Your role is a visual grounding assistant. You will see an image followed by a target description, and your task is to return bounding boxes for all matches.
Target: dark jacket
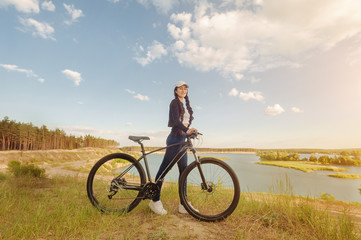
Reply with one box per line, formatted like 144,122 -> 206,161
168,99 -> 189,135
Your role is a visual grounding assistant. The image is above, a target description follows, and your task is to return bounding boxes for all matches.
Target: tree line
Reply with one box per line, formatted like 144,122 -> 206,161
0,116 -> 119,151
257,151 -> 361,166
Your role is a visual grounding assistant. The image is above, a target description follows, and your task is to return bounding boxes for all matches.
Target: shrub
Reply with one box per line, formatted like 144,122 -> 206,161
7,161 -> 46,178
319,193 -> 335,201
257,151 -> 300,161
309,155 -> 317,162
0,172 -> 6,181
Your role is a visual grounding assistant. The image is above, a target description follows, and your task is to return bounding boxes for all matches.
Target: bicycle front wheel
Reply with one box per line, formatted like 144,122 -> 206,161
87,153 -> 146,214
179,157 -> 240,222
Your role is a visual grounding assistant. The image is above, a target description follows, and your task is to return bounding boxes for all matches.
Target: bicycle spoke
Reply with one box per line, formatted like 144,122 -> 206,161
179,158 -> 240,221
87,153 -> 146,214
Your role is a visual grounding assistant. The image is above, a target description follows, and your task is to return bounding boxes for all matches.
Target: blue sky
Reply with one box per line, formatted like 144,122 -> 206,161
1,0 -> 361,148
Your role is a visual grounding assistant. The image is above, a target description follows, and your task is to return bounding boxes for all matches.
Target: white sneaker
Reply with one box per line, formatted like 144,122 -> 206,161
179,202 -> 199,214
178,203 -> 187,214
149,200 -> 167,215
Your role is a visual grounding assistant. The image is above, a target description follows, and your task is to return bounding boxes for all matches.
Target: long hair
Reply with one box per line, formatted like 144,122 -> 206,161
174,87 -> 194,127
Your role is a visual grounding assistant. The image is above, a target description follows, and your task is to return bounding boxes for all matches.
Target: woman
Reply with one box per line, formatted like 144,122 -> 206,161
149,81 -> 197,215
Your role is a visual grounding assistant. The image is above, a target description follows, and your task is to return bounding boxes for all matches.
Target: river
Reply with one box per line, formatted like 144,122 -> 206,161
138,153 -> 361,203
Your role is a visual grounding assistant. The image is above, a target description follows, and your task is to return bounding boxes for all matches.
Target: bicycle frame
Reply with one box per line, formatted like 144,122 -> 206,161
117,136 -> 203,186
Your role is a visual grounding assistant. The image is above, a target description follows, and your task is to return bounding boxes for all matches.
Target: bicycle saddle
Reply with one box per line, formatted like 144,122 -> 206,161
128,136 -> 150,142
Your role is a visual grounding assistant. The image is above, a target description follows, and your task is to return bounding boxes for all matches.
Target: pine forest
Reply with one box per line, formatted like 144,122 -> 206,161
0,116 -> 119,151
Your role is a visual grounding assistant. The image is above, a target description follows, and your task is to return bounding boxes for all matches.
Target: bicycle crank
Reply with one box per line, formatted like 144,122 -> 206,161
141,182 -> 159,199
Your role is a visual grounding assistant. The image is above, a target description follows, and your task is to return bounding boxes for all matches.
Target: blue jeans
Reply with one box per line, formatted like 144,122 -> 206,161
152,132 -> 187,202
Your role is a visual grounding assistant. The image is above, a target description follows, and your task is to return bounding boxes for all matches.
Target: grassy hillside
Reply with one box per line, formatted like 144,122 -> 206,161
0,149 -> 360,239
0,147 -> 120,165
0,173 -> 360,240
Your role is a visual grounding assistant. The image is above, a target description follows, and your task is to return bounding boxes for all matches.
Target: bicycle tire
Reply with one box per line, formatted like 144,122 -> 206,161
87,153 -> 146,214
179,157 -> 240,222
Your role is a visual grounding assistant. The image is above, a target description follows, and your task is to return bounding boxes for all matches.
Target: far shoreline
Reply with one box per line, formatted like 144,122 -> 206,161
136,151 -> 257,155
197,151 -> 256,155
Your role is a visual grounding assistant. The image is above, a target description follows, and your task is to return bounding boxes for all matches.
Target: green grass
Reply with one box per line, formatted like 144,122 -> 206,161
0,172 -> 6,181
328,173 -> 361,179
256,161 -> 349,173
0,173 -> 360,239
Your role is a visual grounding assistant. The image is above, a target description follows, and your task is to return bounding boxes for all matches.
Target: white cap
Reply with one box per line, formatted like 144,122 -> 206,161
175,81 -> 189,88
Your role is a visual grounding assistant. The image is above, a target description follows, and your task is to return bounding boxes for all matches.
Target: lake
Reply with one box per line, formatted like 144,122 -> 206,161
138,153 -> 361,203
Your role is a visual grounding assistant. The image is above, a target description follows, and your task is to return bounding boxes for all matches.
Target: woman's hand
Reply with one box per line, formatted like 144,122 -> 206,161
186,128 -> 197,135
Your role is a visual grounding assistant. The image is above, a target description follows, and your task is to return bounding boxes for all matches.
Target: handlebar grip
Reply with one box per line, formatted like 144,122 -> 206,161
187,131 -> 202,137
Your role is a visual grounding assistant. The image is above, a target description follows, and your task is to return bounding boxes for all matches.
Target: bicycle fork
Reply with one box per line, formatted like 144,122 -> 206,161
191,149 -> 213,192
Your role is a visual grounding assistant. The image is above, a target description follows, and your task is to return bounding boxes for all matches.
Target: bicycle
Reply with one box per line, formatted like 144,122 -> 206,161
86,132 -> 240,222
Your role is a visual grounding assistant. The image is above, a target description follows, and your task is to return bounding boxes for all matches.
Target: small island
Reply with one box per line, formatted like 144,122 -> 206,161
255,151 -> 361,176
328,173 -> 361,179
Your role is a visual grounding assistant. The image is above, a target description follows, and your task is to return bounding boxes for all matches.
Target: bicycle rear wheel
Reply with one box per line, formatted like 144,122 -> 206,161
179,157 -> 240,222
87,153 -> 146,214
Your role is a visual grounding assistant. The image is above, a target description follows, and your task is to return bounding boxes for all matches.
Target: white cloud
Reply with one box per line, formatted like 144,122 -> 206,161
248,76 -> 260,83
239,91 -> 264,102
108,0 -> 119,3
228,88 -> 239,96
229,88 -> 264,102
0,63 -> 44,82
167,8 -> 254,78
63,3 -> 84,25
141,0 -> 361,79
173,40 -> 185,51
125,122 -> 133,126
137,0 -> 179,15
265,104 -> 285,116
19,17 -> 55,40
234,73 -> 244,80
41,1 -> 55,11
62,69 -> 82,86
125,89 -> 136,94
135,41 -> 167,66
291,107 -> 304,113
0,0 -> 39,13
134,93 -> 150,101
126,89 -> 150,101
196,105 -> 202,110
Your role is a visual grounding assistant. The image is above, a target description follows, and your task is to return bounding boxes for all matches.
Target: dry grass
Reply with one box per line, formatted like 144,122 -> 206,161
328,173 -> 361,179
256,161 -> 349,173
0,147 -> 119,165
0,173 -> 360,240
1,149 -> 360,239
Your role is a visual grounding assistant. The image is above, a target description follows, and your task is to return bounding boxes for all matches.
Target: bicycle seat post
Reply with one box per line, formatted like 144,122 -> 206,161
139,141 -> 146,156
138,140 -> 152,182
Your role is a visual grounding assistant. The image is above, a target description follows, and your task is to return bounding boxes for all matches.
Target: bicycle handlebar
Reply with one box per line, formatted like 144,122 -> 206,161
187,131 -> 202,139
